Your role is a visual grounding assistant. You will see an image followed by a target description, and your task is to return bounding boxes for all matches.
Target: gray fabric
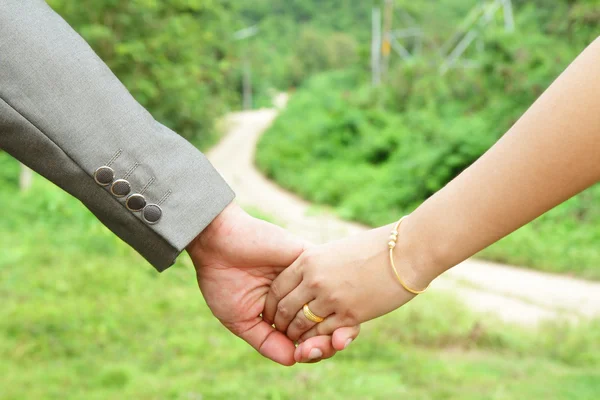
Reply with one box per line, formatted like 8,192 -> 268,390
0,0 -> 235,271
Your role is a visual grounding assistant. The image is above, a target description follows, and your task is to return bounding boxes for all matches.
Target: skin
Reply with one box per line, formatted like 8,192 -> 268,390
264,37 -> 600,345
186,202 -> 360,365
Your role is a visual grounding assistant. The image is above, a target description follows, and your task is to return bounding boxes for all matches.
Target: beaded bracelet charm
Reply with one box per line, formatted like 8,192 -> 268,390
388,216 -> 429,295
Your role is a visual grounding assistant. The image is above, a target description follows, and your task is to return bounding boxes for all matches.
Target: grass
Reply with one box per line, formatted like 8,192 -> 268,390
1,153 -> 600,399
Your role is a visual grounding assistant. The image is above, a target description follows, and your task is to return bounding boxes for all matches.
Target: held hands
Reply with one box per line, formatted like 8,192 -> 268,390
263,223 -> 433,345
187,202 -> 360,365
187,203 -> 427,364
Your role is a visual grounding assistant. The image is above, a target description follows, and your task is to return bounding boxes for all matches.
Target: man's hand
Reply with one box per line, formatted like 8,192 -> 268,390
187,202 -> 359,365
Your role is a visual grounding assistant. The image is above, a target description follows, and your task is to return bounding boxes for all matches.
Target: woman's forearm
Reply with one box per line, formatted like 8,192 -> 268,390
399,37 -> 600,286
265,37 -> 600,344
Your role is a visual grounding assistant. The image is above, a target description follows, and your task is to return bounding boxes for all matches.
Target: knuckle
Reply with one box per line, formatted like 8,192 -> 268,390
342,309 -> 358,324
307,275 -> 324,290
270,283 -> 282,301
300,249 -> 320,267
327,292 -> 340,305
276,302 -> 290,318
300,249 -> 314,263
295,316 -> 311,331
316,323 -> 329,336
287,264 -> 300,281
307,280 -> 319,290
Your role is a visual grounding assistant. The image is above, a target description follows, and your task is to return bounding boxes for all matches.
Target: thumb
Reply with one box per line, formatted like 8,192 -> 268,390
248,217 -> 312,267
332,325 -> 361,351
235,317 -> 297,366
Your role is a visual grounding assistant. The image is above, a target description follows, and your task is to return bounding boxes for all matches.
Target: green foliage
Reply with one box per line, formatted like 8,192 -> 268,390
44,0 -> 377,141
233,0 -> 374,91
286,28 -> 360,87
47,0 -> 243,148
258,70 -> 501,220
42,0 -> 600,149
257,2 -> 600,278
2,153 -> 600,399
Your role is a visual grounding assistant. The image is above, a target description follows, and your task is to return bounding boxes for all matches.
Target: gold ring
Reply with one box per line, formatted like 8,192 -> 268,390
303,304 -> 325,323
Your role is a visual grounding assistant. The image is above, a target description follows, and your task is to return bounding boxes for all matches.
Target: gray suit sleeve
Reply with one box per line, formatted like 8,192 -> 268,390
0,0 -> 235,271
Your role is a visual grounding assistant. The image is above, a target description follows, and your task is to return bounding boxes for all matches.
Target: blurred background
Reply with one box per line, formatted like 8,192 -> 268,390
1,0 -> 600,399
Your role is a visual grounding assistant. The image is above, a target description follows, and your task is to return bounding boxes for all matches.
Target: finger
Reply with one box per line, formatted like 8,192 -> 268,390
286,308 -> 318,341
298,314 -> 348,342
263,257 -> 304,324
332,325 -> 361,351
236,317 -> 296,366
297,325 -> 360,349
295,326 -> 361,363
292,335 -> 338,363
286,299 -> 333,341
273,283 -> 314,333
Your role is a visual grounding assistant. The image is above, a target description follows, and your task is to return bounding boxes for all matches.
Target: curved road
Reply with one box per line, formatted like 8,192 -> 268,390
208,94 -> 600,326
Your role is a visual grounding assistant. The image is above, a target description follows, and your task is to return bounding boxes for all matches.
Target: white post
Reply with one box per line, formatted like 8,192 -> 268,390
371,7 -> 382,87
242,54 -> 252,110
233,26 -> 258,110
19,163 -> 33,191
381,0 -> 394,79
503,0 -> 515,32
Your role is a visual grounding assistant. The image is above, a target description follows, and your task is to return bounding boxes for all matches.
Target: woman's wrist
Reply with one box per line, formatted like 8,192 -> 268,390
393,214 -> 447,290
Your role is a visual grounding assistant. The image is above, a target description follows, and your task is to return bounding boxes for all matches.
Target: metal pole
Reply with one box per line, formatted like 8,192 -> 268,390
390,36 -> 412,60
371,7 -> 382,87
438,2 -> 485,57
392,27 -> 422,39
440,29 -> 479,75
440,0 -> 503,75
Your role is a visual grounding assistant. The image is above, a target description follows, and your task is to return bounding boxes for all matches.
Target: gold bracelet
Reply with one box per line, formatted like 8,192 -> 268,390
388,216 -> 428,295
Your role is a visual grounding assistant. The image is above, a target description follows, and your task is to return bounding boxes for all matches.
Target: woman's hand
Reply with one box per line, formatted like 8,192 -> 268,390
189,202 -> 361,364
262,223 -> 434,342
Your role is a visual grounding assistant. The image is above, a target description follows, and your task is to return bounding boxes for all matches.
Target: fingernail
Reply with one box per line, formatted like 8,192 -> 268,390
307,348 -> 323,360
344,339 -> 353,349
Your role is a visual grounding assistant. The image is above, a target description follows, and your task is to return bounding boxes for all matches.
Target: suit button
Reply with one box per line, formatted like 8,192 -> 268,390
111,179 -> 131,197
126,194 -> 146,212
94,166 -> 114,186
143,204 -> 162,224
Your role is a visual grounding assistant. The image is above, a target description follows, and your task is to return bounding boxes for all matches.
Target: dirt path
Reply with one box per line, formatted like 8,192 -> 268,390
209,94 -> 600,326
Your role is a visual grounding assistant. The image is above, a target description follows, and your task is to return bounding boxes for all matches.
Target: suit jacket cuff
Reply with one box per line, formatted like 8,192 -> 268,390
0,0 -> 235,272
